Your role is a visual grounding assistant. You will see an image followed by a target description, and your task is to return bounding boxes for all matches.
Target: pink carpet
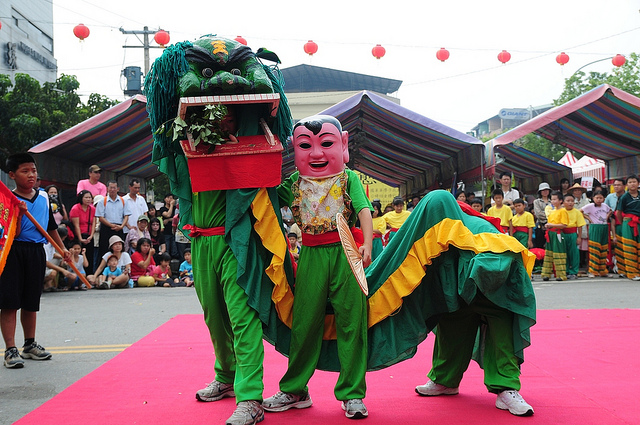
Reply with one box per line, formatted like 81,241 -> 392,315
17,309 -> 640,425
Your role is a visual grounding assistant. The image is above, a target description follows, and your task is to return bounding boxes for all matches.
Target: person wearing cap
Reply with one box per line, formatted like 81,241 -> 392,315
76,165 -> 107,198
124,215 -> 151,254
383,196 -> 411,243
87,235 -> 132,288
123,178 -> 148,235
533,183 -> 552,248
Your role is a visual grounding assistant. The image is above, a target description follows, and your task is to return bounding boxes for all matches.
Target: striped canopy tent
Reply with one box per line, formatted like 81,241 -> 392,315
29,95 -> 158,185
573,155 -> 606,181
558,151 -> 578,167
492,85 -> 640,181
282,91 -> 485,197
485,139 -> 572,193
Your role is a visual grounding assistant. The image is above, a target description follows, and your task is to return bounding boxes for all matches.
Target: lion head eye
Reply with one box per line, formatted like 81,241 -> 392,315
202,68 -> 214,78
230,68 -> 241,76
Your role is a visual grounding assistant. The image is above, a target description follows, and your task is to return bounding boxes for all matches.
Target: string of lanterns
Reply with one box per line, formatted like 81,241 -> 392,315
69,25 -> 628,68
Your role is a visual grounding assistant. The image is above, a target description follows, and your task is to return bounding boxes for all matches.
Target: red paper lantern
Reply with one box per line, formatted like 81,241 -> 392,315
372,44 -> 386,59
154,30 -> 170,47
234,36 -> 247,45
304,40 -> 318,56
436,47 -> 450,62
556,52 -> 570,66
73,23 -> 90,41
612,54 -> 626,67
497,50 -> 511,64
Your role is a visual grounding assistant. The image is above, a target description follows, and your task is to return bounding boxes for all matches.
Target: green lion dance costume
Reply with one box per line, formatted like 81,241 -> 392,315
146,35 -> 537,424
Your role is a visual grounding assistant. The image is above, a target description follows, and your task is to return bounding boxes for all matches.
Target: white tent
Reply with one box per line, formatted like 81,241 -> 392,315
573,155 -> 606,181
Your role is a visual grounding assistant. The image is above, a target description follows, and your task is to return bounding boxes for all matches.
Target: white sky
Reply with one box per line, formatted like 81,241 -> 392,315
51,0 -> 640,134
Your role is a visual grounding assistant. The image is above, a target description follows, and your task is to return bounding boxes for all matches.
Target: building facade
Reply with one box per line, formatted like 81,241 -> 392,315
0,1 -> 57,84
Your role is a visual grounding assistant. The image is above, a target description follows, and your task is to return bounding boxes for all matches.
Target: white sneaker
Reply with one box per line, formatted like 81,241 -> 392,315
632,276 -> 640,281
196,380 -> 235,402
342,399 -> 368,419
262,391 -> 312,412
226,401 -> 264,425
495,390 -> 534,416
415,379 -> 459,396
587,273 -> 595,278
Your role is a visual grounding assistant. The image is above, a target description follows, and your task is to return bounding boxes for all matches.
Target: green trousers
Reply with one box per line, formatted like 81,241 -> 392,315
427,294 -> 521,394
542,230 -> 567,280
280,243 -> 368,400
193,235 -> 264,402
565,232 -> 580,275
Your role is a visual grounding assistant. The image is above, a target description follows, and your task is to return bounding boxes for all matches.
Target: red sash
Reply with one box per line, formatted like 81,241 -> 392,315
513,226 -> 529,233
182,225 -> 225,237
302,227 -> 364,247
622,213 -> 640,237
563,227 -> 578,234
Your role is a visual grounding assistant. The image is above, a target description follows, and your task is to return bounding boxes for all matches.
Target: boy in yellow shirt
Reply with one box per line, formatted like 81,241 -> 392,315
383,196 -> 411,243
563,193 -> 586,279
487,189 -> 513,234
542,191 -> 569,281
510,198 -> 535,249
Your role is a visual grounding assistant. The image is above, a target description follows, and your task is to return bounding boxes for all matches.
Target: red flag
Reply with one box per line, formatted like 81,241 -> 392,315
0,181 -> 20,274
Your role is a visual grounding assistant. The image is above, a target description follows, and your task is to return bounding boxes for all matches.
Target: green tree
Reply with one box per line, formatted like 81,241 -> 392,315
0,73 -> 119,171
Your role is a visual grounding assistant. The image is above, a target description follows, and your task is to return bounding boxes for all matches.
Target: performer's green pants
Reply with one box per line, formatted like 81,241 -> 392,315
588,223 -> 609,276
427,294 -> 521,394
565,232 -> 580,275
280,243 -> 367,400
542,231 -> 567,280
193,235 -> 264,402
621,218 -> 640,279
513,231 -> 528,248
614,224 -> 626,276
371,237 -> 383,262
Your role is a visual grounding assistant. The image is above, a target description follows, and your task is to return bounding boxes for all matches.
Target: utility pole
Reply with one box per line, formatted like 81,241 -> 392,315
119,26 -> 166,75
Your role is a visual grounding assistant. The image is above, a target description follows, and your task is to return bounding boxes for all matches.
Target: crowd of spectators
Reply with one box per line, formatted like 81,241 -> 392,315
41,164 -> 192,291
41,164 -> 640,289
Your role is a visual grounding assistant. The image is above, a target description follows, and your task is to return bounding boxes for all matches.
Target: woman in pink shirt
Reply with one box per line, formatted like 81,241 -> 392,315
69,190 -> 96,274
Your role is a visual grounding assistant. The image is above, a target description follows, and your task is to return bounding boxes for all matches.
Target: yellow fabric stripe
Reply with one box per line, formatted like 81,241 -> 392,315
367,218 -> 535,327
250,188 -> 295,328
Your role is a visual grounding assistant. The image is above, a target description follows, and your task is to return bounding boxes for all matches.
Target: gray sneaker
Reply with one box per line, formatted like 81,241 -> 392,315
226,400 -> 264,425
21,342 -> 52,360
262,391 -> 312,412
415,379 -> 459,396
196,380 -> 235,402
496,390 -> 534,416
342,399 -> 368,419
4,347 -> 25,368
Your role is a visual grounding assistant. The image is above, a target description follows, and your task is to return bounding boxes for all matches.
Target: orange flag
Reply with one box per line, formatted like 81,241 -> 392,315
0,181 -> 20,274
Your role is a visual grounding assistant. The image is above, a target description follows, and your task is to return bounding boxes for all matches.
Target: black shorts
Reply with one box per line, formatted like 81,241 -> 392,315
0,241 -> 46,311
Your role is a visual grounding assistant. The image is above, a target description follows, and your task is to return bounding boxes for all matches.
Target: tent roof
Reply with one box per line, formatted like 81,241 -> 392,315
558,151 -> 578,166
485,140 -> 572,192
29,95 -> 159,179
492,85 -> 640,175
282,91 -> 485,193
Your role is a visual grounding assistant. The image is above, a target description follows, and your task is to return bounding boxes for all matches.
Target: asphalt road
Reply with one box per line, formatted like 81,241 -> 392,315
1,276 -> 638,424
